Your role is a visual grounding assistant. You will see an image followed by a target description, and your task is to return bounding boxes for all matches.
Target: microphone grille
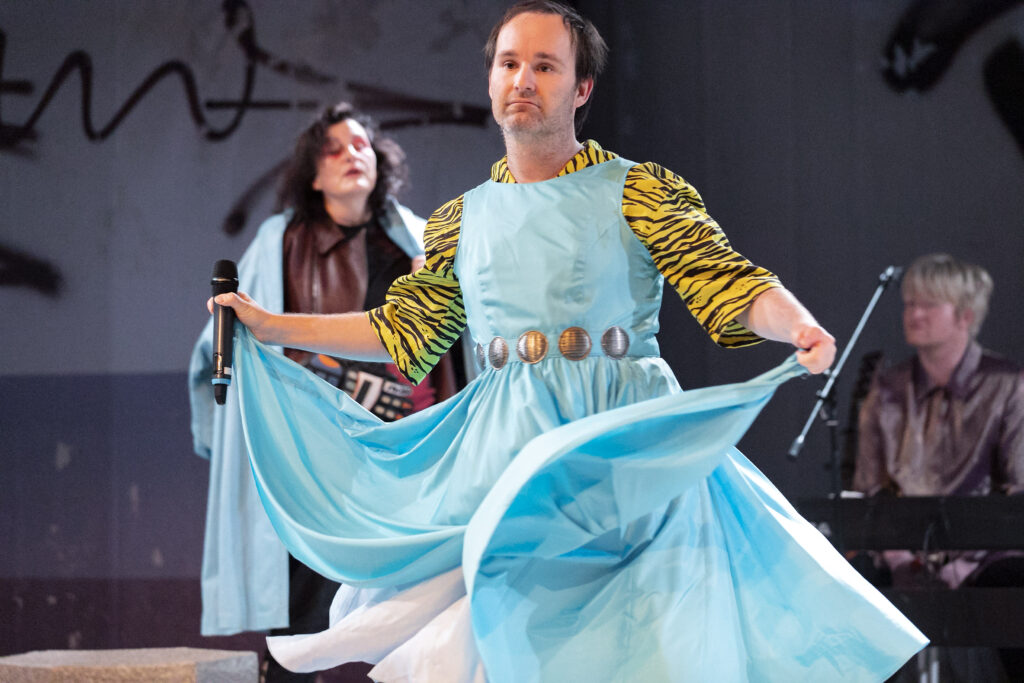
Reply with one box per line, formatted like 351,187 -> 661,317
212,259 -> 238,281
212,259 -> 238,295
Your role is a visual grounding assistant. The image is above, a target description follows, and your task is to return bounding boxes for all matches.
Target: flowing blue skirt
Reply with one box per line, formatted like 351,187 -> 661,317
232,325 -> 926,682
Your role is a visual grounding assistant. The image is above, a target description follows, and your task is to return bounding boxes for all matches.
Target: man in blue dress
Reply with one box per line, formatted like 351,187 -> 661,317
206,3 -> 933,681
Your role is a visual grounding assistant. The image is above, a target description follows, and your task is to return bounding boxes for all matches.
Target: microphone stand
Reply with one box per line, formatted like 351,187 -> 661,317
787,266 -> 902,552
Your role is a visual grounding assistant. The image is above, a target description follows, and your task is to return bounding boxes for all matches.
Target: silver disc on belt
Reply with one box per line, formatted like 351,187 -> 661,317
474,343 -> 486,369
516,330 -> 549,364
600,326 -> 630,359
558,327 -> 592,361
487,337 -> 509,369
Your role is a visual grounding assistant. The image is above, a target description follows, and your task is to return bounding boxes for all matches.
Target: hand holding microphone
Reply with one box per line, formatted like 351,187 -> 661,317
211,260 -> 238,405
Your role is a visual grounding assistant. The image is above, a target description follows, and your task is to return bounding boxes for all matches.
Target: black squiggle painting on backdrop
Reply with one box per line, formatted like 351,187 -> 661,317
883,0 -> 1024,155
0,0 -> 490,294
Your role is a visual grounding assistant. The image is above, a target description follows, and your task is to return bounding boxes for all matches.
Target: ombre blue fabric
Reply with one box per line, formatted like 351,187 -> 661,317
233,158 -> 926,681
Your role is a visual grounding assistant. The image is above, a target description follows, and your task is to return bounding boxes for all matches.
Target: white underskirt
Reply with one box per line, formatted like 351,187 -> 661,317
267,568 -> 486,682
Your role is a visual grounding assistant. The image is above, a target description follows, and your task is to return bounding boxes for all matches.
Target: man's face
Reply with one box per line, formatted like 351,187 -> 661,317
902,291 -> 971,351
312,119 -> 378,208
487,12 -> 592,141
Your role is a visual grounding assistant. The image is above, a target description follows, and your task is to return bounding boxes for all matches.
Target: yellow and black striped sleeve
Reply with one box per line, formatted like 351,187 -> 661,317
623,161 -> 781,347
366,196 -> 467,383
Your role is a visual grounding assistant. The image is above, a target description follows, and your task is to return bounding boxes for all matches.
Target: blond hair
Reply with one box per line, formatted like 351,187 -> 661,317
902,253 -> 993,337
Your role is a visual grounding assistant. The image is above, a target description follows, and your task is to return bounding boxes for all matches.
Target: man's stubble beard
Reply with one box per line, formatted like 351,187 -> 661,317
497,109 -> 572,148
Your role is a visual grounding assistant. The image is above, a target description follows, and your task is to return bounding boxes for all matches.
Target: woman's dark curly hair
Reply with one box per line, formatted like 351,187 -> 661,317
276,102 -> 408,225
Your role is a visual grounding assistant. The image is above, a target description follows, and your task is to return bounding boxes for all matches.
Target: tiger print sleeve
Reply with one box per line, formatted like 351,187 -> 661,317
366,196 -> 467,384
623,162 -> 781,347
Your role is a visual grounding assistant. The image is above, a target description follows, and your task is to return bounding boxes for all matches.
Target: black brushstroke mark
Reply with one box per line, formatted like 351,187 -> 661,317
984,39 -> 1024,157
0,244 -> 63,296
0,33 -> 257,148
0,0 -> 337,150
205,82 -> 492,131
882,0 -> 1022,93
222,0 -> 335,85
882,0 -> 1024,161
222,157 -> 290,235
206,99 -> 321,111
348,82 -> 490,130
0,29 -> 36,156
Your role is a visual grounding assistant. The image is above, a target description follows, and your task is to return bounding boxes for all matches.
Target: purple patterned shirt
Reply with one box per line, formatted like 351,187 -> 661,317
854,341 -> 1024,497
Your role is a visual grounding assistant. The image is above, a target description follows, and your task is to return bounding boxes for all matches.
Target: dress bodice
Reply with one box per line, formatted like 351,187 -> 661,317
454,157 -> 663,360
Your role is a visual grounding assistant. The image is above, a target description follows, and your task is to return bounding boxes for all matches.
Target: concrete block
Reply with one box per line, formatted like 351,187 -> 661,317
0,647 -> 258,682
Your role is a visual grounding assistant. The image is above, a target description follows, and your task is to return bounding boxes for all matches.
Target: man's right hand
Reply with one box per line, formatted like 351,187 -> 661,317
208,291 -> 273,341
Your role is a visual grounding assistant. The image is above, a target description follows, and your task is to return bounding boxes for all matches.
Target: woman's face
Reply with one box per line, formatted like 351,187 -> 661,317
312,118 -> 378,210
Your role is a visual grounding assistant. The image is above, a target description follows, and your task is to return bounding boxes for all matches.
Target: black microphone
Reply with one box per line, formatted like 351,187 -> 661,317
211,259 -> 238,405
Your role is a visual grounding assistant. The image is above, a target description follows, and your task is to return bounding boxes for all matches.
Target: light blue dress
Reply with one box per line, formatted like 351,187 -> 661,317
231,158 -> 927,680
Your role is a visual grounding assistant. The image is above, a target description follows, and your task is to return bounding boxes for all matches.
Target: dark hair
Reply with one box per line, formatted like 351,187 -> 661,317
483,0 -> 608,134
276,102 -> 408,226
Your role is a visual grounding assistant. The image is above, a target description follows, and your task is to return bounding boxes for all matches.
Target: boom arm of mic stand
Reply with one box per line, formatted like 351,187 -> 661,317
787,266 -> 901,460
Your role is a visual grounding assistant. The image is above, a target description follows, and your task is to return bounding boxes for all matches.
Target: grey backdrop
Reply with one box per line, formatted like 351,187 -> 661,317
2,0 -> 1022,654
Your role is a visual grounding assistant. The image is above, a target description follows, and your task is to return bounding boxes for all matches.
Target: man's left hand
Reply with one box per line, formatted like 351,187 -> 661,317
793,325 -> 836,374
